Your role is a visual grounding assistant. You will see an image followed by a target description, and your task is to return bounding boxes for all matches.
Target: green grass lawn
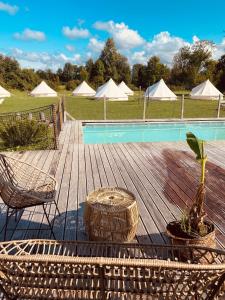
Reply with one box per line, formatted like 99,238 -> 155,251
0,90 -> 224,120
0,90 -> 59,114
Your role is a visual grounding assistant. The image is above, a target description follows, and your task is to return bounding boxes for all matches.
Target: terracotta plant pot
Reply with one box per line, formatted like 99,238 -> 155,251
166,221 -> 216,249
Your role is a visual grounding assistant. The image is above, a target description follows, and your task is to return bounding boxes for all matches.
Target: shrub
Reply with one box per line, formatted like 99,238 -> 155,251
0,119 -> 50,148
66,80 -> 80,91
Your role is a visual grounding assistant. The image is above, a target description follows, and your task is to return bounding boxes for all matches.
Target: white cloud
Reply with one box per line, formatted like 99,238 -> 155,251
213,38 -> 225,59
192,35 -> 200,43
88,38 -> 104,53
65,44 -> 75,52
93,20 -> 145,50
14,28 -> 46,41
130,51 -> 147,65
0,1 -> 18,15
62,26 -> 90,39
10,48 -> 83,70
144,31 -> 189,65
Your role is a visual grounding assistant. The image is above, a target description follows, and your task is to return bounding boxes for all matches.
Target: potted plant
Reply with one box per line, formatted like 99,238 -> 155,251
166,132 -> 216,248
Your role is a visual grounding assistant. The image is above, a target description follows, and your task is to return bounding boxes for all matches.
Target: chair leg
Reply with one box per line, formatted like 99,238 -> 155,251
54,200 -> 61,216
42,205 -> 56,239
3,207 -> 10,241
14,209 -> 18,222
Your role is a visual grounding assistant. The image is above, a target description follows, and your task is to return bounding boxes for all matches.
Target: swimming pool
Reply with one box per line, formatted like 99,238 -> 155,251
83,121 -> 225,144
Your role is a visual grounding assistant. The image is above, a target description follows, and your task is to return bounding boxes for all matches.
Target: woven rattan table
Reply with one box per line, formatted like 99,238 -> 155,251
84,187 -> 139,242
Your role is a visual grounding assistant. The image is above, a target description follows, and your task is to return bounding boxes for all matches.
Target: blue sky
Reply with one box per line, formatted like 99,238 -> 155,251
1,0 -> 225,70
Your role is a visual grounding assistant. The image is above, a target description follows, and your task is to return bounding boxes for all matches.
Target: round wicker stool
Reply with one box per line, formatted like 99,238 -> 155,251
84,187 -> 139,242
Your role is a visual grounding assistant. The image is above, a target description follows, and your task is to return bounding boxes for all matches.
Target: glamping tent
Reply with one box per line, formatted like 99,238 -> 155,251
95,78 -> 128,101
72,81 -> 95,96
190,79 -> 223,100
30,81 -> 57,97
145,79 -> 177,100
118,81 -> 134,96
0,85 -> 10,98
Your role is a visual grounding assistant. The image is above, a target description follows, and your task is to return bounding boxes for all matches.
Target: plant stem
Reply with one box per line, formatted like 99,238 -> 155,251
201,158 -> 207,184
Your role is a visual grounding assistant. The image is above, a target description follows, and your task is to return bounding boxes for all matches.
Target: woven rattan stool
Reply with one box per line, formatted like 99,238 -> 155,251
84,187 -> 139,242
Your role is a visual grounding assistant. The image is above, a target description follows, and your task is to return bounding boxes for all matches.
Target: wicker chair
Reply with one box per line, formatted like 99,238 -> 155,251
0,154 -> 60,240
0,240 -> 224,299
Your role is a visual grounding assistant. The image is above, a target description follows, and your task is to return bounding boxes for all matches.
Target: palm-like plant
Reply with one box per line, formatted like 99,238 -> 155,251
185,132 -> 208,236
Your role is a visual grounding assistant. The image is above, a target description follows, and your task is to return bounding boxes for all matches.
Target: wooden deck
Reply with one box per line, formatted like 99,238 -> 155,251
1,120 -> 225,248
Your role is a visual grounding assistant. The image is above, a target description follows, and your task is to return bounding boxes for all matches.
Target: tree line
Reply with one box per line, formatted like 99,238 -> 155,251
1,38 -> 225,92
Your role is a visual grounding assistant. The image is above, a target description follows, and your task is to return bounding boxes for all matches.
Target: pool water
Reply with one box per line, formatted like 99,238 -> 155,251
83,121 -> 225,144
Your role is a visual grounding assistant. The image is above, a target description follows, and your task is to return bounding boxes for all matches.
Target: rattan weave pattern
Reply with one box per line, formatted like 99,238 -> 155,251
0,154 -> 59,240
84,187 -> 139,242
0,240 -> 224,299
0,154 -> 56,208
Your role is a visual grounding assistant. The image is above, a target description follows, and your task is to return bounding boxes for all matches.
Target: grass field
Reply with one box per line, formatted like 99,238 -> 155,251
0,90 -> 224,120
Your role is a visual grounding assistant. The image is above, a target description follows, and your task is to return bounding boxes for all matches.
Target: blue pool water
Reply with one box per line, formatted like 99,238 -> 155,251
83,121 -> 225,144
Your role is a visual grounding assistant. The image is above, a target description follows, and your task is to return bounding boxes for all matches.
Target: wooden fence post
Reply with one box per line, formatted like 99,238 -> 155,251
143,96 -> 147,120
58,98 -> 63,131
52,104 -> 59,150
180,94 -> 184,119
62,94 -> 66,122
139,86 -> 141,104
217,94 -> 222,118
104,96 -> 106,120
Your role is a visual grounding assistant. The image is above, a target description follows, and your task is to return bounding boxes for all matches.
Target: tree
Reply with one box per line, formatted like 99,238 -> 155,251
170,40 -> 214,89
145,56 -> 170,87
85,59 -> 94,81
0,54 -> 41,90
132,64 -> 145,88
36,69 -> 60,90
214,55 -> 225,92
59,63 -> 79,82
100,38 -> 119,81
65,79 -> 80,91
99,38 -> 131,83
91,59 -> 105,87
116,54 -> 131,83
80,67 -> 88,81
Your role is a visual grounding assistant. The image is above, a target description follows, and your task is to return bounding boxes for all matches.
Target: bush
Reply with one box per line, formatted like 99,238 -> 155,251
66,80 -> 80,91
0,119 -> 50,148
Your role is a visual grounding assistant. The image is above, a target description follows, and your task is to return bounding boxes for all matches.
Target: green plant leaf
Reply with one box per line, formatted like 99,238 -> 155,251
186,132 -> 205,160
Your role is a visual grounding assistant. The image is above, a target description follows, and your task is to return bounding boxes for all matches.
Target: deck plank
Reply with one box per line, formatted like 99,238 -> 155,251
1,120 -> 225,249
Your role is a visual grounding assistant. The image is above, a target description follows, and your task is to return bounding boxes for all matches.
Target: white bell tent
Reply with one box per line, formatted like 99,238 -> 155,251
95,78 -> 128,101
145,79 -> 177,100
72,81 -> 95,97
190,79 -> 223,100
0,85 -> 10,98
30,81 -> 57,97
118,81 -> 134,96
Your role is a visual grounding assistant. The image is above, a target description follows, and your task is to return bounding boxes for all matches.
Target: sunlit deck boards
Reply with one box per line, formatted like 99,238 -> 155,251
1,120 -> 225,248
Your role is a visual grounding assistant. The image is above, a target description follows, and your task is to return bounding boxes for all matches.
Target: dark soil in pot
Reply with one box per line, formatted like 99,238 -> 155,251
166,220 -> 216,248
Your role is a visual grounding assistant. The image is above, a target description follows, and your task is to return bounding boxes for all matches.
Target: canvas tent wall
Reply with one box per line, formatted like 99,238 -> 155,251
0,86 -> 10,98
95,78 -> 128,101
190,79 -> 223,100
118,81 -> 134,96
72,81 -> 95,96
30,81 -> 57,97
145,79 -> 177,100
